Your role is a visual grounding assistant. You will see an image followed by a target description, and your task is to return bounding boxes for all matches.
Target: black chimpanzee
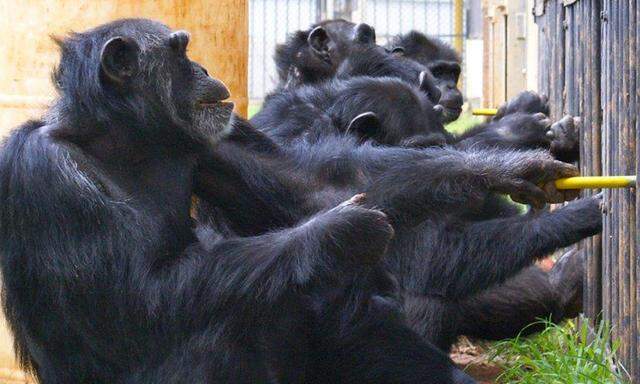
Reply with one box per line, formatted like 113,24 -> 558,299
274,22 -> 579,160
254,75 -> 449,148
386,31 -> 464,123
386,31 -> 580,161
0,19 -> 479,384
274,19 -> 377,89
246,74 -> 602,350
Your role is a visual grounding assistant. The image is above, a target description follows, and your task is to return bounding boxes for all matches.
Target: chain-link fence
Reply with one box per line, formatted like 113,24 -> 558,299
249,0 -> 465,105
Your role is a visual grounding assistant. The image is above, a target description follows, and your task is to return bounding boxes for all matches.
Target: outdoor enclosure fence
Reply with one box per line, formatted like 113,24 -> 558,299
535,0 -> 639,380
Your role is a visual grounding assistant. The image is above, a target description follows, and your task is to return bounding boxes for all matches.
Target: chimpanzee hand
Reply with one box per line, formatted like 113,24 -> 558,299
486,150 -> 580,208
493,91 -> 550,121
324,194 -> 394,265
548,115 -> 580,162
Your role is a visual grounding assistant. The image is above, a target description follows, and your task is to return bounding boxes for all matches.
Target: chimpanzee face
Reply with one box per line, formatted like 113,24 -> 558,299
427,60 -> 463,123
99,25 -> 234,145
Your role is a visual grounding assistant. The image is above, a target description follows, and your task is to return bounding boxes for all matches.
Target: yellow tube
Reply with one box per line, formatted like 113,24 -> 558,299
472,108 -> 498,116
554,176 -> 636,190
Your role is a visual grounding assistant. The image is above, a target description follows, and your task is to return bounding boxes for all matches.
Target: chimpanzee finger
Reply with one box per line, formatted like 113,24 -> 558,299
494,179 -> 547,208
337,193 -> 367,209
543,160 -> 580,180
541,181 -> 580,203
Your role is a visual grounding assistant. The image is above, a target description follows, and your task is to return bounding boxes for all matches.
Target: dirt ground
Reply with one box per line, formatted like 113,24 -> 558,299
451,337 -> 503,383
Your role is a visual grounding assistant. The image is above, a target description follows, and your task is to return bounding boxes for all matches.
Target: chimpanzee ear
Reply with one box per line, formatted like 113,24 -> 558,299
390,46 -> 405,56
308,26 -> 330,55
169,30 -> 190,53
354,23 -> 376,44
419,70 -> 442,104
347,112 -> 381,139
100,36 -> 140,84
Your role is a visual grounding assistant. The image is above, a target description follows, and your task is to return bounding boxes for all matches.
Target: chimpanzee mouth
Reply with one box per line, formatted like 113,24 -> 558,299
198,100 -> 234,111
444,106 -> 462,115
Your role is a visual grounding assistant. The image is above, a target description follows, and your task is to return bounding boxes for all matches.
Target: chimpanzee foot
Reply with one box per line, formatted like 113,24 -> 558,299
325,194 -> 394,265
493,91 -> 550,121
553,194 -> 604,239
548,115 -> 580,162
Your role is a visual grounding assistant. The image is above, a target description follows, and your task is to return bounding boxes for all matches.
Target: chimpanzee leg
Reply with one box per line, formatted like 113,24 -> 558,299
457,247 -> 584,340
456,266 -> 562,340
309,270 -> 476,384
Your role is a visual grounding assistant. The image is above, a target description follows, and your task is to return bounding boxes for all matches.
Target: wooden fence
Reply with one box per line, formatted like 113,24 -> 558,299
535,0 -> 638,380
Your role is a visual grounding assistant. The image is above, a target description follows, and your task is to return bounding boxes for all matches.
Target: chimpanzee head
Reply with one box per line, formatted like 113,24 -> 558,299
51,18 -> 233,146
275,19 -> 377,87
388,31 -> 463,123
335,42 -> 445,113
331,76 -> 453,148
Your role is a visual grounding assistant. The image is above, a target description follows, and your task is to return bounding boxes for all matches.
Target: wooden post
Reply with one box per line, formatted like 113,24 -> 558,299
0,1 -> 248,380
0,0 -> 249,137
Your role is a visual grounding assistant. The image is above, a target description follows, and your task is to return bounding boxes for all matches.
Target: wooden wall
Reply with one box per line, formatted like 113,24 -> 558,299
0,0 -> 248,136
481,0 -> 539,107
535,0 -> 638,380
0,1 -> 248,381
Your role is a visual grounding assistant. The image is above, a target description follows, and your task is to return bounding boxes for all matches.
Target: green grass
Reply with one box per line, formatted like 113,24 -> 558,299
445,112 -> 484,135
489,318 -> 628,384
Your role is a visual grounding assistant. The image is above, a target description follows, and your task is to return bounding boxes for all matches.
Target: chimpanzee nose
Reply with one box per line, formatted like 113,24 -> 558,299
204,77 -> 231,102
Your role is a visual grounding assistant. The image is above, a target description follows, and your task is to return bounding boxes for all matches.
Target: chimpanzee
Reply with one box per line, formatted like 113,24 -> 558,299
0,19 -> 479,384
387,31 -> 464,123
199,95 -> 604,354
254,75 -> 449,149
257,71 -> 579,167
386,31 -> 580,161
274,19 -> 377,89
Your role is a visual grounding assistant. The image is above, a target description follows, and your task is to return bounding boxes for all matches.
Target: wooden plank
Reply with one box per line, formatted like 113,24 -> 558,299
0,0 -> 248,136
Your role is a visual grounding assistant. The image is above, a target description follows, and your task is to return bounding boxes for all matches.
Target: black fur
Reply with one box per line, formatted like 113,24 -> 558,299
0,19 -> 475,384
387,31 -> 463,123
202,113 -> 602,351
254,76 -> 451,149
274,19 -> 362,88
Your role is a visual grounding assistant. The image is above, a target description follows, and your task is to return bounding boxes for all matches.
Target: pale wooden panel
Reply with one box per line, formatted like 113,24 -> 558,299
0,0 -> 247,378
0,0 -> 248,136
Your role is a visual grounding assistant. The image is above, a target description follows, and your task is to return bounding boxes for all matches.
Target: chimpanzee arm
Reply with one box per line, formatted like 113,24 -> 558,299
358,146 -> 578,227
492,91 -> 550,121
168,197 -> 394,317
454,112 -> 553,152
404,196 -> 602,300
194,140 -> 315,236
454,114 -> 580,162
454,91 -> 550,152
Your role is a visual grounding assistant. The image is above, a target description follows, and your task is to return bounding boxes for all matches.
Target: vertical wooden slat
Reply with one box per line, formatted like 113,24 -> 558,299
580,0 -> 603,326
0,0 -> 249,135
629,2 -> 640,372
